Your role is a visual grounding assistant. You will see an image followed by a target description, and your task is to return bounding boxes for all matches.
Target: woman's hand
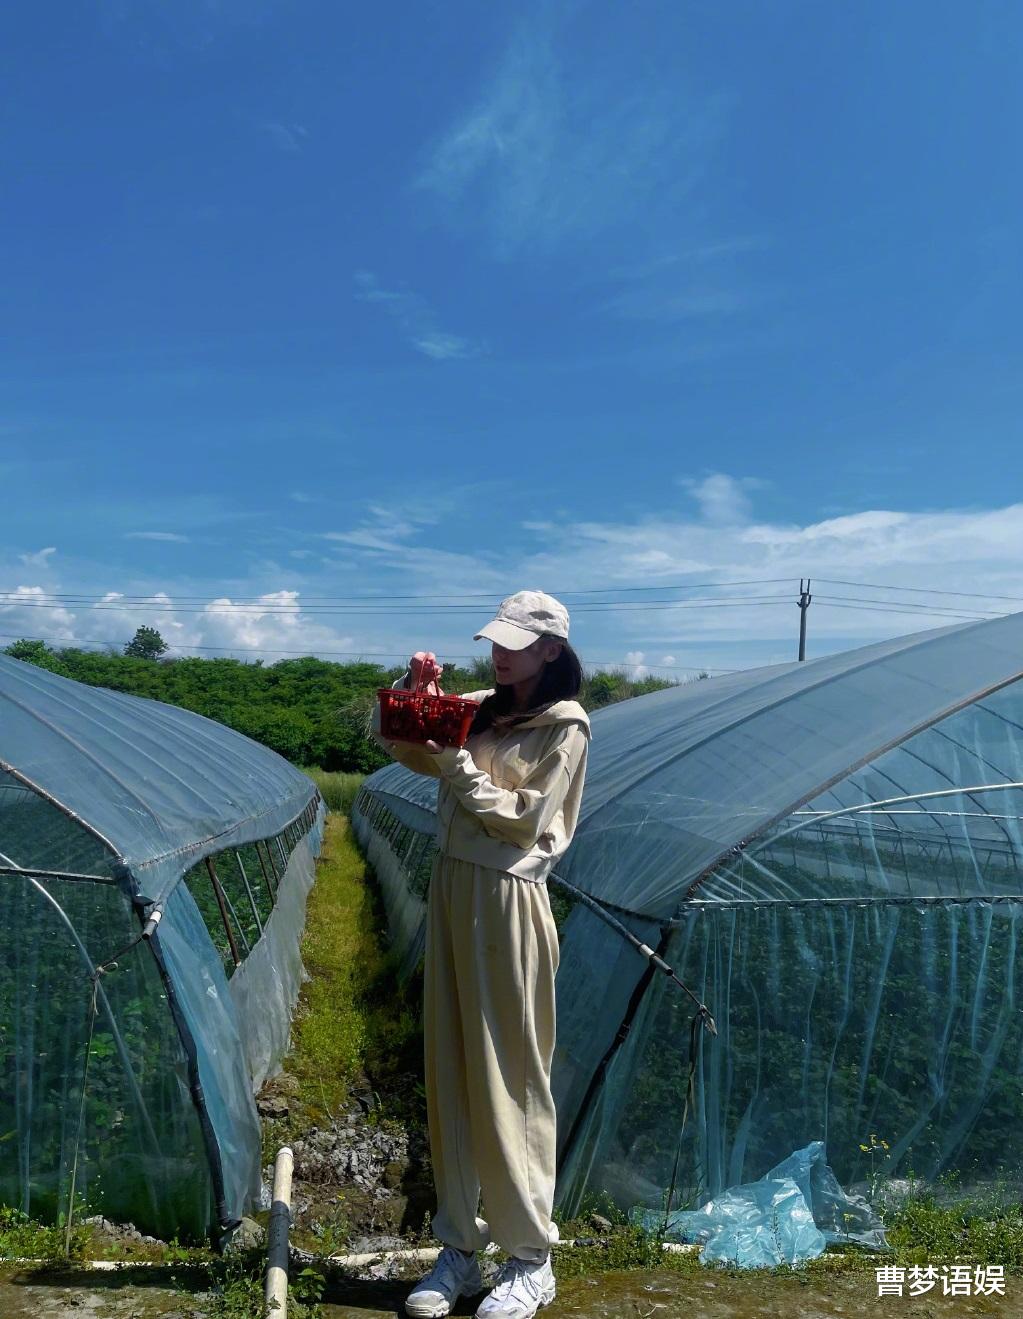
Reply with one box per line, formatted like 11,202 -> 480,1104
409,651 -> 444,695
423,739 -> 443,755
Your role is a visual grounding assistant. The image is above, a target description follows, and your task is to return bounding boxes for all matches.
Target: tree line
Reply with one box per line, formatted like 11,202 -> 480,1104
3,631 -> 680,773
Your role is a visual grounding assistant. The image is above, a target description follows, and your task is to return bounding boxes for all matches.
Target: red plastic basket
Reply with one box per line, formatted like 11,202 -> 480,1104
378,672 -> 479,748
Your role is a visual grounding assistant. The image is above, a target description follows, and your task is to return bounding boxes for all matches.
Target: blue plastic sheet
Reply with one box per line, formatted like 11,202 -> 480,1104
633,1142 -> 886,1267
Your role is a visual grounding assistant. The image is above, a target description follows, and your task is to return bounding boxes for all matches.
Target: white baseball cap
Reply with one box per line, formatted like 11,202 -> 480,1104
474,589 -> 570,651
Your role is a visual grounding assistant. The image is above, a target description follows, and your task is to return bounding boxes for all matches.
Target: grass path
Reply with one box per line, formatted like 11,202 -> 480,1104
267,810 -> 423,1141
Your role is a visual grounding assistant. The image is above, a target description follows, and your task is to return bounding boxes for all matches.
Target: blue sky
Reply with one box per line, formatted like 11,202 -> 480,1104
2,0 -> 1022,675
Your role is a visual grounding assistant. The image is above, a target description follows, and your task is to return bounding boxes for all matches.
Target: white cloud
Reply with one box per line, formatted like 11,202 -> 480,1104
681,474 -> 761,526
6,488 -> 1023,676
124,532 -> 191,543
194,591 -> 353,656
322,496 -> 493,575
415,24 -> 728,257
264,122 -> 307,153
624,649 -> 648,679
0,583 -> 362,663
414,333 -> 481,361
510,492 -> 1023,663
0,585 -> 76,638
355,270 -> 483,361
18,547 -> 56,567
602,237 -> 768,324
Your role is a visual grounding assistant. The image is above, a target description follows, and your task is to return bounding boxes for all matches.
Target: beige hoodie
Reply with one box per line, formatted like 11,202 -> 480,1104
373,688 -> 590,882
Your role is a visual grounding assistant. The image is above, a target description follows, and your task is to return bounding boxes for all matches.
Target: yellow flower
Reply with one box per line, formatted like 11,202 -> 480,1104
859,1144 -> 870,1152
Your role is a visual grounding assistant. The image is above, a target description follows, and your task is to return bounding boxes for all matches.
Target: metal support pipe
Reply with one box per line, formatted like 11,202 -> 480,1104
265,1145 -> 294,1316
216,872 -> 251,958
263,836 -> 281,886
256,840 -> 278,899
205,858 -> 241,967
234,849 -> 264,935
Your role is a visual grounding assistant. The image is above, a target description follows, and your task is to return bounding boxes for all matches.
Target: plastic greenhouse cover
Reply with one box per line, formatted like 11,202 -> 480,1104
702,674 -> 1023,903
155,881 -> 263,1227
559,612 -> 1023,918
351,804 -> 433,979
363,762 -> 442,824
0,654 -> 317,903
358,614 -> 1023,920
230,805 -> 325,1091
632,1142 -> 886,1267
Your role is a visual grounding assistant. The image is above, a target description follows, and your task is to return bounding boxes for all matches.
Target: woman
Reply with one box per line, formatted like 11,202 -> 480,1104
373,590 -> 590,1319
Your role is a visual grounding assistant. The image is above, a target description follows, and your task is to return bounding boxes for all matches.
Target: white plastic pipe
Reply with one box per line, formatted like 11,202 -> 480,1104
321,1239 -> 701,1267
265,1145 -> 294,1315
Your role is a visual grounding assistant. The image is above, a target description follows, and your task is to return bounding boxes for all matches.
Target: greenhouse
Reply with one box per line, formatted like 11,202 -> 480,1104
353,610 -> 1023,1222
0,654 -> 323,1240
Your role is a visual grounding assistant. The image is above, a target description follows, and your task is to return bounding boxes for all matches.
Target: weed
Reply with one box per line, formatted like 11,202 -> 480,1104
885,1193 -> 1023,1266
857,1133 -> 892,1202
286,815 -> 391,1120
301,769 -> 365,815
310,1200 -> 351,1256
551,1226 -> 702,1279
273,814 -> 423,1138
208,1251 -> 324,1318
0,1205 -> 88,1261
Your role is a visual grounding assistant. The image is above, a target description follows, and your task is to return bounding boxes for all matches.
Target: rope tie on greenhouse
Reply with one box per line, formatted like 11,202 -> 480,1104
549,871 -> 717,1026
548,870 -> 717,1224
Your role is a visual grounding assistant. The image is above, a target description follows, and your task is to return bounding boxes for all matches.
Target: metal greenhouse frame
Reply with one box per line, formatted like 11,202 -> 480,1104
352,611 -> 1023,1220
0,654 -> 323,1239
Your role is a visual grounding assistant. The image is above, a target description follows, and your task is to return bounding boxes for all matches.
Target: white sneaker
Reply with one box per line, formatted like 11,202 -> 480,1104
406,1245 -> 484,1318
475,1256 -> 556,1319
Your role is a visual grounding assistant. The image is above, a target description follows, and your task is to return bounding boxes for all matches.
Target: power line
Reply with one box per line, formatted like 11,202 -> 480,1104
815,599 -> 997,622
7,592 -> 1004,622
817,577 -> 1023,604
815,593 -> 1003,618
0,595 -> 796,617
0,632 -> 734,674
4,577 -> 1023,611
0,578 -> 795,606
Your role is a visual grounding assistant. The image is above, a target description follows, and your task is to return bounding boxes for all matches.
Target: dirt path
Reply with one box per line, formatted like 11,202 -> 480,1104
0,1264 -> 208,1318
4,1264 -> 1019,1319
316,1267 -> 1020,1319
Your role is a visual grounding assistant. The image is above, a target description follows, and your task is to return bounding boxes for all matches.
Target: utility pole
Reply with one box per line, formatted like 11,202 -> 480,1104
797,578 -> 812,661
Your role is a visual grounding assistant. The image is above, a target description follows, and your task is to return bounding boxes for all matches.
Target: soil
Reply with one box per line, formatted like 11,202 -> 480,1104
255,1067 -> 435,1255
316,1267 -> 1023,1318
3,1263 -> 1020,1319
0,1264 -> 209,1318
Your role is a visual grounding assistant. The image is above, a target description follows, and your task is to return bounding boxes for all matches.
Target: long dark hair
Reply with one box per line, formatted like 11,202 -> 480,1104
469,638 -> 583,736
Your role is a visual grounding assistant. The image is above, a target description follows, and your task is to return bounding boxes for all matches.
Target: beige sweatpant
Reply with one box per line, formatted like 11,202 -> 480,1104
424,854 -> 560,1263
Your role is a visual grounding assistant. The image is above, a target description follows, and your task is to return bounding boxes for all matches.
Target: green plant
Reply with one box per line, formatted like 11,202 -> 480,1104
857,1133 -> 892,1203
551,1225 -> 702,1279
885,1192 -> 1023,1266
209,1252 -> 324,1318
302,769 -> 365,814
0,1204 -> 88,1261
123,626 -> 168,660
3,641 -> 674,775
311,1200 -> 351,1256
267,815 -> 424,1135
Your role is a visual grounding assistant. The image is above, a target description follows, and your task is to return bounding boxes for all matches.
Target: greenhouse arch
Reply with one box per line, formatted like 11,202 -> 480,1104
353,611 -> 1023,1217
0,654 -> 324,1239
